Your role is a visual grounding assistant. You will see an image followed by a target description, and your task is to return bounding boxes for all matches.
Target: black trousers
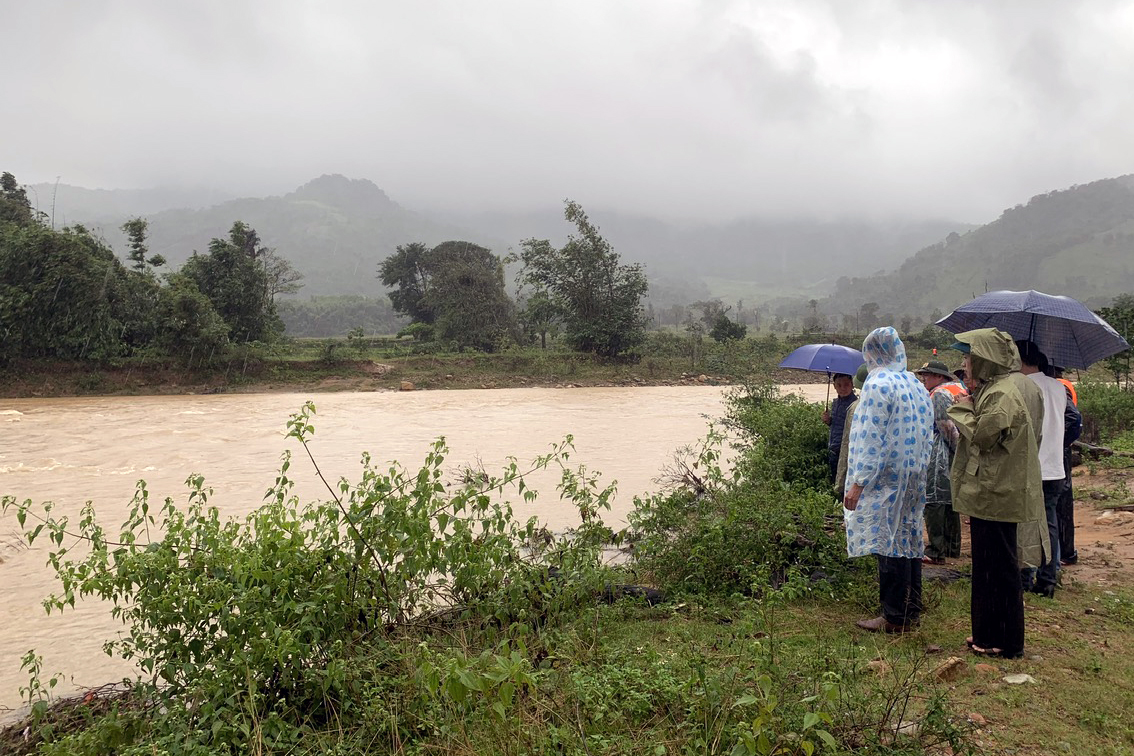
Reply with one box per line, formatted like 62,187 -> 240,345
970,517 -> 1025,657
1057,449 -> 1076,561
925,500 -> 962,559
876,555 -> 922,626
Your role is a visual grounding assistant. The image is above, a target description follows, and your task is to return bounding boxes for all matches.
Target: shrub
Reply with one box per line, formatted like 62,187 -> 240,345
1077,381 -> 1134,444
628,392 -> 850,597
3,403 -> 614,754
724,381 -> 831,491
709,313 -> 747,342
630,472 -> 850,596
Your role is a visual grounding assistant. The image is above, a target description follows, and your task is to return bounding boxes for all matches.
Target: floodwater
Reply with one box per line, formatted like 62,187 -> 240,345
0,384 -> 828,711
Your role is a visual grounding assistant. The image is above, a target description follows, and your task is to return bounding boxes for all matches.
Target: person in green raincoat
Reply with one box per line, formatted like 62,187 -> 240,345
948,328 -> 1047,658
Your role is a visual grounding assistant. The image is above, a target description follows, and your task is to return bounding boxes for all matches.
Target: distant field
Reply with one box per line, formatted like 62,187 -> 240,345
699,274 -> 837,304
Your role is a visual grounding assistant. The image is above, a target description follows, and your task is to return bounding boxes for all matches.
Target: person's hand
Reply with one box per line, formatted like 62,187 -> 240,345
843,483 -> 863,511
954,394 -> 973,406
822,409 -> 832,425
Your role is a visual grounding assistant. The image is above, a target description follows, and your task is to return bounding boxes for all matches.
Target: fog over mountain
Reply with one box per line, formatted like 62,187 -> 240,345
5,1 -> 1134,226
37,175 -> 964,312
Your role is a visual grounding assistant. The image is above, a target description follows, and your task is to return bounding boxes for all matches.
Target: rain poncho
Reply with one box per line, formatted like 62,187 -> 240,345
948,328 -> 1049,568
844,327 -> 934,558
925,381 -> 966,504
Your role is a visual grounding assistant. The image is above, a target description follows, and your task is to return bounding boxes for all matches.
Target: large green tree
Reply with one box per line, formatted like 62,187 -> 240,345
0,221 -> 131,362
378,241 -> 518,351
515,201 -> 649,357
154,273 -> 231,363
377,242 -> 435,324
182,221 -> 285,343
425,241 -> 518,351
117,217 -> 168,352
0,171 -> 36,226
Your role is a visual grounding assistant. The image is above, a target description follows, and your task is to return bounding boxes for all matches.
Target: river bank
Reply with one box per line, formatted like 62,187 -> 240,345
0,353 -> 834,399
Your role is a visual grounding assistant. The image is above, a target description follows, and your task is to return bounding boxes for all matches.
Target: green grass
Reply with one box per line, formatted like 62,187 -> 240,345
15,577 -> 1134,755
271,579 -> 1134,755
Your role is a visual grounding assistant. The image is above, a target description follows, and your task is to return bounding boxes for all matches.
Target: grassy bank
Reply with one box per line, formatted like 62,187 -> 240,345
7,570 -> 1134,754
0,331 -> 980,399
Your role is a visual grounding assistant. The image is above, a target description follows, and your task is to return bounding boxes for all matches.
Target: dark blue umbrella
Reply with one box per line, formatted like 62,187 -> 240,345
779,343 -> 866,406
935,289 -> 1129,369
779,343 -> 866,375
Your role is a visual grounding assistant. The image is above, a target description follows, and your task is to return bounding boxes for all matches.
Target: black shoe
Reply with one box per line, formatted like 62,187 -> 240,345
1030,585 -> 1055,599
1061,553 -> 1078,566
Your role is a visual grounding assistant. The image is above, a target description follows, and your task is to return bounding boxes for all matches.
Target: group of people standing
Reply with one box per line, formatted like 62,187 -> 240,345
825,325 -> 1081,658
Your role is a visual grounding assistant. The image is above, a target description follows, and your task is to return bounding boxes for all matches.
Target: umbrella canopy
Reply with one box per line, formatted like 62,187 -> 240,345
778,343 -> 865,375
935,289 -> 1129,369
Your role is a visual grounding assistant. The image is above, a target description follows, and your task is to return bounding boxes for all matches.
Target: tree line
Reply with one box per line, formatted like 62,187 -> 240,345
378,200 -> 653,357
0,171 -> 302,367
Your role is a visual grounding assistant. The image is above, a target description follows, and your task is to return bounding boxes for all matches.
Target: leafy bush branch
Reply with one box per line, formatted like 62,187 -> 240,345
2,401 -> 616,753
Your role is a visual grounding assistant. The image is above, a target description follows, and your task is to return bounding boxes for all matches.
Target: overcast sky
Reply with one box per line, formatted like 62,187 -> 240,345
4,0 -> 1134,223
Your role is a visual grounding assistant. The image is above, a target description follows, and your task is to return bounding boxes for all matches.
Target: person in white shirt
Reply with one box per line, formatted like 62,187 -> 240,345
1015,340 -> 1066,598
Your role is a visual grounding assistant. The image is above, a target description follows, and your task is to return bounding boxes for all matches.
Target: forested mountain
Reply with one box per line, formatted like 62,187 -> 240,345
54,174 -> 963,309
820,175 -> 1134,325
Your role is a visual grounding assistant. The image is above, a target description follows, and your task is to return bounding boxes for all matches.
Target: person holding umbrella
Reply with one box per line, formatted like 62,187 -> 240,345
822,372 -> 857,481
835,364 -> 871,499
1015,340 -> 1079,598
842,327 -> 933,633
948,328 -> 1045,658
777,343 -> 866,482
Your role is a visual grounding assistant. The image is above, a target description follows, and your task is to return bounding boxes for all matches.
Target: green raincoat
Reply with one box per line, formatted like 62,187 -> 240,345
948,328 -> 1049,568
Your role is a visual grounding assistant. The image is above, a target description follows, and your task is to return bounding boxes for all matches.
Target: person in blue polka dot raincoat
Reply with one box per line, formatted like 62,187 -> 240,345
842,326 -> 934,633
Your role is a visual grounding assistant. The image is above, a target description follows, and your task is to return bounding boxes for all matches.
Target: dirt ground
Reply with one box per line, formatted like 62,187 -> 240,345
1060,462 -> 1134,587
934,460 -> 1134,586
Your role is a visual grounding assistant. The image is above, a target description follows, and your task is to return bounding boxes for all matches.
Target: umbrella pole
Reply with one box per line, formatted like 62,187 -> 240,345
826,371 -> 831,409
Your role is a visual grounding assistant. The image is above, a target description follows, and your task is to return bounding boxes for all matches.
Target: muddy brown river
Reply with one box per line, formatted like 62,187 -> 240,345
0,384 -> 827,711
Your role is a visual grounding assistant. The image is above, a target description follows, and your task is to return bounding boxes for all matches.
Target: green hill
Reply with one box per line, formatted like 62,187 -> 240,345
821,175 -> 1134,324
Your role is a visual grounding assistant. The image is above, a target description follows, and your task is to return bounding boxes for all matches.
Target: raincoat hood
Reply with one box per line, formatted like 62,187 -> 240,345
955,328 -> 1019,382
862,326 -> 907,372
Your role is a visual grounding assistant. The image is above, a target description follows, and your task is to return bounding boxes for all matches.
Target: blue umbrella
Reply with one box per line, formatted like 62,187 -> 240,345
779,343 -> 866,406
935,290 -> 1129,369
779,343 -> 866,375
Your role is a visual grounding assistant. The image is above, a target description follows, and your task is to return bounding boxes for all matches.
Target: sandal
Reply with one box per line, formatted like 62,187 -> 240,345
970,644 -> 1024,659
969,644 -> 1002,657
